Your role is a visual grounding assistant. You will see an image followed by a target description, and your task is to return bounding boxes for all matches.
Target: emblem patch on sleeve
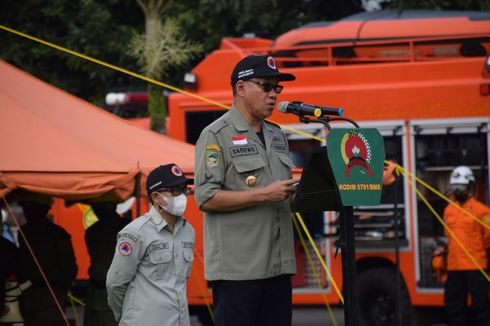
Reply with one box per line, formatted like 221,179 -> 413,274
119,242 -> 133,256
206,144 -> 221,168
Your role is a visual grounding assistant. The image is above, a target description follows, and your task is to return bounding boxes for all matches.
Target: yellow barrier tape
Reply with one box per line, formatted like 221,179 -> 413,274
0,24 -> 322,142
294,212 -> 345,304
0,24 -> 228,110
67,290 -> 86,307
68,291 -> 82,326
398,168 -> 490,282
292,214 -> 338,326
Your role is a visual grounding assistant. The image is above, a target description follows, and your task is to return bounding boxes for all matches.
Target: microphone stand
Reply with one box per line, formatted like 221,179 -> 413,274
295,113 -> 360,326
298,114 -> 360,130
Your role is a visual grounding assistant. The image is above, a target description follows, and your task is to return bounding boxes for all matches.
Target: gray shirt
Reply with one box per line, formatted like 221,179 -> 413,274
194,106 -> 296,281
106,206 -> 195,326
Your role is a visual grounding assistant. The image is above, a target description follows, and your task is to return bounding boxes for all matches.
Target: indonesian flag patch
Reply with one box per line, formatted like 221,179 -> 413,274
232,135 -> 247,145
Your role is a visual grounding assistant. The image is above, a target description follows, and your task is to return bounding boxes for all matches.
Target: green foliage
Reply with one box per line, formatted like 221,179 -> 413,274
1,0 -> 487,108
0,0 -> 144,103
129,18 -> 203,79
389,0 -> 490,10
129,1 -> 203,132
167,0 -> 363,54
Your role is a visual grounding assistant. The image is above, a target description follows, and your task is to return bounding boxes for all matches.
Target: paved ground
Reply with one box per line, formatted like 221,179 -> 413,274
189,307 -> 345,326
189,306 -> 449,326
68,306 -> 448,325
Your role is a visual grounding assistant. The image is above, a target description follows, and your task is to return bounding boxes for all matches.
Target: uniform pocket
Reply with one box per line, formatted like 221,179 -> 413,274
183,250 -> 194,262
183,250 -> 194,278
232,156 -> 266,173
277,153 -> 294,168
148,251 -> 172,280
149,250 -> 172,264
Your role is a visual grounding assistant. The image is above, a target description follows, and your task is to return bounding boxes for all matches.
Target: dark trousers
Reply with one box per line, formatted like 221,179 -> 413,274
444,270 -> 490,326
211,275 -> 292,326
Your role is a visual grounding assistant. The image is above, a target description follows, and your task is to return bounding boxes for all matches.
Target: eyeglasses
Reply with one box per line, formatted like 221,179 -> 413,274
246,80 -> 283,94
158,186 -> 192,196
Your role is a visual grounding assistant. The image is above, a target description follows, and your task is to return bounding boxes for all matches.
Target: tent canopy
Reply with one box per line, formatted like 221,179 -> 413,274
0,60 -> 195,201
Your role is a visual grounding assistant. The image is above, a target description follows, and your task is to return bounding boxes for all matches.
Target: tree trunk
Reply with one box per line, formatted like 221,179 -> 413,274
148,83 -> 165,133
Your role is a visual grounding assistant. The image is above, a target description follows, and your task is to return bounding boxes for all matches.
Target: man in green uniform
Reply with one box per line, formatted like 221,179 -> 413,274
106,163 -> 195,326
194,55 -> 298,326
84,201 -> 128,326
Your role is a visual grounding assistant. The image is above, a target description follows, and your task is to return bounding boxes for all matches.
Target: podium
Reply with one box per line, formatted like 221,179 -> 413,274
293,146 -> 339,213
292,128 -> 385,326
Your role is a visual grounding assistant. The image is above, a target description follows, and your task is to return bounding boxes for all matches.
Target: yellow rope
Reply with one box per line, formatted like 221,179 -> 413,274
294,212 -> 345,304
0,24 -> 322,142
67,290 -> 86,307
68,291 -> 82,326
0,24 -> 228,110
398,168 -> 490,282
292,214 -> 338,326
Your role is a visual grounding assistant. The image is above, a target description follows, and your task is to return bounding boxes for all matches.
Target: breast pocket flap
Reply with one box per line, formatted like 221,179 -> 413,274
149,251 -> 172,264
232,156 -> 266,173
184,250 -> 194,262
277,154 -> 294,168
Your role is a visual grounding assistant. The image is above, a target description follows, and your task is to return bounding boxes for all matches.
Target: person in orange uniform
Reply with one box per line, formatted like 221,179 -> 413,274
443,166 -> 490,326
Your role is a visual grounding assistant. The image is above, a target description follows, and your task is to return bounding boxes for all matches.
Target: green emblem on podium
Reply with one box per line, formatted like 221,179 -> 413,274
327,128 -> 385,206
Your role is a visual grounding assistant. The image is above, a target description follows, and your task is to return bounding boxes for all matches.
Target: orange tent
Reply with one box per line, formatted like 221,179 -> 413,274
0,60 -> 195,201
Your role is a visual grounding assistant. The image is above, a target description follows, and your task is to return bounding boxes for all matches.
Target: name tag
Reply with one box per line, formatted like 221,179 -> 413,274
182,242 -> 194,249
149,242 -> 169,251
230,145 -> 258,157
273,143 -> 287,153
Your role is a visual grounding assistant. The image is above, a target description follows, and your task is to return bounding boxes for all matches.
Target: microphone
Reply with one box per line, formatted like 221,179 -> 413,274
278,101 -> 344,117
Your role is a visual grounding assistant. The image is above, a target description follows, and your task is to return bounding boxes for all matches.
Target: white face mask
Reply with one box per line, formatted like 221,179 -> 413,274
157,193 -> 187,216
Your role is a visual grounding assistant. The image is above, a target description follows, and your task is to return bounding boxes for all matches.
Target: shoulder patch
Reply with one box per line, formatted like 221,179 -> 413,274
206,149 -> 221,167
118,242 -> 132,256
206,144 -> 221,152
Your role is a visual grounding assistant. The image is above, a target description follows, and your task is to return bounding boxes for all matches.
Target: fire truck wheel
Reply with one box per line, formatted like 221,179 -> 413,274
357,267 -> 411,326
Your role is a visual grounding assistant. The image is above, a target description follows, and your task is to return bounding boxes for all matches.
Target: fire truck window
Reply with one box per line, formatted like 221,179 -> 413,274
185,110 -> 227,144
353,134 -> 406,245
415,131 -> 488,288
415,132 -> 488,238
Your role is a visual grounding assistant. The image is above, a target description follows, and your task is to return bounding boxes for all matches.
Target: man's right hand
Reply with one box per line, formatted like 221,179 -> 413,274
260,179 -> 299,202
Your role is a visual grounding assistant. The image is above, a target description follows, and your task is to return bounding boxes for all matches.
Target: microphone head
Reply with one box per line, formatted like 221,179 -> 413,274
278,101 -> 289,113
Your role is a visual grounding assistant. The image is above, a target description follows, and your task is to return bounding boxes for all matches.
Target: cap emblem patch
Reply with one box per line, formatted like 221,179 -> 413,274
171,165 -> 183,176
267,56 -> 276,69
